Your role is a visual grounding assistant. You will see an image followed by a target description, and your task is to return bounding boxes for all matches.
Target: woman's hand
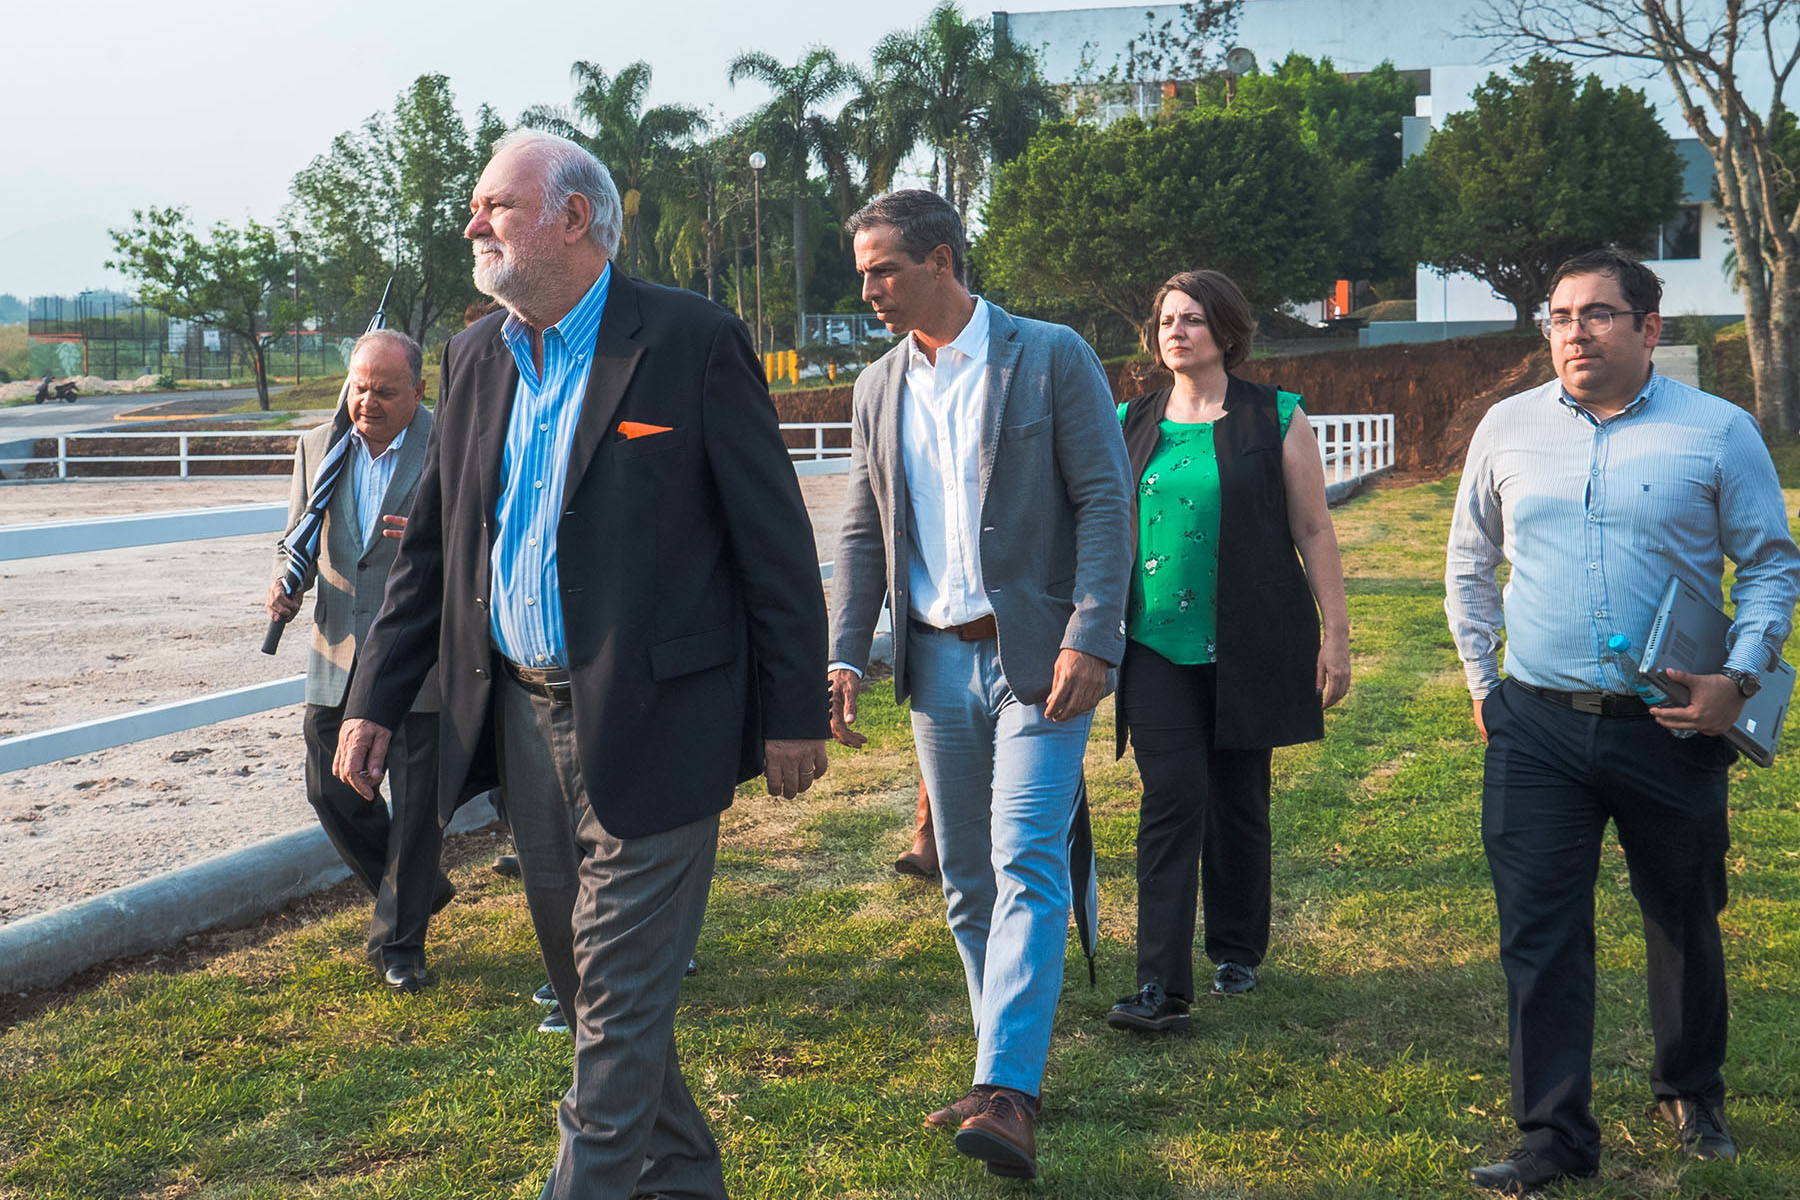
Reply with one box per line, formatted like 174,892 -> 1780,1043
1316,633 -> 1351,709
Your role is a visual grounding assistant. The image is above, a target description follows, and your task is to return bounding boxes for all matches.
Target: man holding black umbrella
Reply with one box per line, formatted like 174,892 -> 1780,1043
265,328 -> 449,994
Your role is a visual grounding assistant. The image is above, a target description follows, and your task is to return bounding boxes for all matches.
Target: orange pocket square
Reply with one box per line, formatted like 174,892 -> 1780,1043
617,421 -> 673,440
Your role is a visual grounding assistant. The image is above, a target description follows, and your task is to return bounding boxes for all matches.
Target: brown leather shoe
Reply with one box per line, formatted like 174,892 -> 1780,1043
954,1087 -> 1038,1178
924,1084 -> 994,1129
894,779 -> 940,879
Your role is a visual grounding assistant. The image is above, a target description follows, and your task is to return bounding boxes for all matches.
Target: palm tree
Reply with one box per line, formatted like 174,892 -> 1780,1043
727,47 -> 857,330
868,3 -> 1058,218
520,60 -> 705,276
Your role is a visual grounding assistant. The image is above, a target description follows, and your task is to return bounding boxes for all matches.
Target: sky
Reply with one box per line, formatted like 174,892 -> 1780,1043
0,0 -> 1125,301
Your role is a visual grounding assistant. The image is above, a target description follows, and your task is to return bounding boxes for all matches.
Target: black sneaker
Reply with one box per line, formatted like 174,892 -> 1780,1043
1657,1097 -> 1738,1161
532,982 -> 555,1006
1106,982 -> 1191,1033
1212,961 -> 1257,994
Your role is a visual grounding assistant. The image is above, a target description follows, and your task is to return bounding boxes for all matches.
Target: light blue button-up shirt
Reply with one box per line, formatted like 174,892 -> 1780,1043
348,426 -> 406,545
1446,369 -> 1800,699
489,264 -> 611,667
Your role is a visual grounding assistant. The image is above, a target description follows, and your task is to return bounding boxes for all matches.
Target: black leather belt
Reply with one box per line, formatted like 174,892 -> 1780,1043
499,656 -> 572,705
909,613 -> 997,642
1512,679 -> 1650,717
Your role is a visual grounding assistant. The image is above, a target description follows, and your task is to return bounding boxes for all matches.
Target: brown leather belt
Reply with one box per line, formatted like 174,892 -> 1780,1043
909,613 -> 997,642
1512,679 -> 1650,718
499,656 -> 573,705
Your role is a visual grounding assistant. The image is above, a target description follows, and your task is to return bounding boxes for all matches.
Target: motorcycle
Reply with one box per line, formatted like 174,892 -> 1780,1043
51,381 -> 79,403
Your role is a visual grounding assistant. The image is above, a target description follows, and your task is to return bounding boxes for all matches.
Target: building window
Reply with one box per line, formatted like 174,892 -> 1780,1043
1644,204 -> 1702,260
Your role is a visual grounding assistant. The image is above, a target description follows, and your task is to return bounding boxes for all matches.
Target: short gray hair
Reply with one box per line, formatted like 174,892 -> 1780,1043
846,190 -> 968,285
494,128 -> 623,259
353,328 -> 423,385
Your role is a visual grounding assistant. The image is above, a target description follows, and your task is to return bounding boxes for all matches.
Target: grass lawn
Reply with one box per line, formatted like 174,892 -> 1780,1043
4,478 -> 1799,1198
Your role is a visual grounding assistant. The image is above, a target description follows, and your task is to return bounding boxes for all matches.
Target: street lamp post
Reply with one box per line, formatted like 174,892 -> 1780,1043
749,151 -> 766,358
290,231 -> 302,383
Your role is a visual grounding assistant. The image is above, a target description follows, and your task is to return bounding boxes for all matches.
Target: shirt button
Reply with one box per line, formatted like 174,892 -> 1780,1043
537,654 -> 548,663
1588,515 -> 1597,522
535,480 -> 543,489
1589,562 -> 1598,570
528,537 -> 537,547
540,423 -> 549,432
526,597 -> 536,607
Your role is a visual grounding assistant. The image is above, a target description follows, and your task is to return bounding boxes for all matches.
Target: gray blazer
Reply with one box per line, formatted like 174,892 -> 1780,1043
275,406 -> 440,712
829,299 -> 1132,706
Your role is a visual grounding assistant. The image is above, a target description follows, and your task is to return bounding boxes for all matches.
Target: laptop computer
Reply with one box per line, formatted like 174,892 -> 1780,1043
1638,576 -> 1794,768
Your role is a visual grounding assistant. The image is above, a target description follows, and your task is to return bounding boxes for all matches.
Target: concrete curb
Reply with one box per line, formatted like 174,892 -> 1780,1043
0,795 -> 497,994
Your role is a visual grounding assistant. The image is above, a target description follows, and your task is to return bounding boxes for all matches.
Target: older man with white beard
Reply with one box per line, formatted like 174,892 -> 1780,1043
333,129 -> 830,1199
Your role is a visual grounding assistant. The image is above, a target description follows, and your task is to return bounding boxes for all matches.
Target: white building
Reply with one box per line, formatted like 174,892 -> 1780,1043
993,1 -> 1747,336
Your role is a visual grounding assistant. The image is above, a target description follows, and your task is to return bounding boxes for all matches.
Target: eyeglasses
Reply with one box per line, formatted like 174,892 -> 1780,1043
1539,309 -> 1648,339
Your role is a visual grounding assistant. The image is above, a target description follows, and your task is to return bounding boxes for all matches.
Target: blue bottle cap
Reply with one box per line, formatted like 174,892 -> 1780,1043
1606,634 -> 1630,652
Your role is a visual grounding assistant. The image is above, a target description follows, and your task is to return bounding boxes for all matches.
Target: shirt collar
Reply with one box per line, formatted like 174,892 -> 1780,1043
1556,363 -> 1659,426
908,296 -> 989,366
500,262 -> 613,375
350,423 -> 407,460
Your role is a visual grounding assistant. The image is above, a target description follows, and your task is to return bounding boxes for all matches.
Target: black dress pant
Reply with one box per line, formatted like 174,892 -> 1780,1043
1119,641 -> 1273,1001
303,702 -> 450,969
1480,678 -> 1732,1169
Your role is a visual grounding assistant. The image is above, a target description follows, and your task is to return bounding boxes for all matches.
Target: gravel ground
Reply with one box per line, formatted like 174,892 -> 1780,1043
0,473 -> 848,927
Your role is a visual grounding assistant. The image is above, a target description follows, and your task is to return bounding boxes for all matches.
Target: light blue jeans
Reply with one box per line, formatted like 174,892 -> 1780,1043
907,627 -> 1089,1097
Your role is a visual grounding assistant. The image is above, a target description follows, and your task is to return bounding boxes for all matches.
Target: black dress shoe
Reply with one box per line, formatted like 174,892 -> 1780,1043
383,962 -> 431,994
491,854 -> 521,878
1106,982 -> 1191,1033
1212,960 -> 1257,994
1657,1097 -> 1738,1160
1469,1148 -> 1597,1195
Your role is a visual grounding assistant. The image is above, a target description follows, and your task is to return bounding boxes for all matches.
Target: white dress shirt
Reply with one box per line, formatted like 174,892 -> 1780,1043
349,425 -> 407,545
903,299 -> 993,627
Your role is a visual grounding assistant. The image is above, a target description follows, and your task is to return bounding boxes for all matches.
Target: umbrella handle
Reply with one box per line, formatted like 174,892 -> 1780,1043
261,618 -> 288,656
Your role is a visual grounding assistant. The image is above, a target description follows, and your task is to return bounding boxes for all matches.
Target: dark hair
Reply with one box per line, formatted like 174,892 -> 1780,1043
1141,270 -> 1256,372
1548,247 -> 1663,328
846,189 -> 968,284
464,298 -> 503,327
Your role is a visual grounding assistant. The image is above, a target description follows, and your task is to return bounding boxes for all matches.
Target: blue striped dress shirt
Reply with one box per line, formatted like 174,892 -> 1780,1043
489,264 -> 611,668
1446,369 -> 1800,700
349,426 -> 406,545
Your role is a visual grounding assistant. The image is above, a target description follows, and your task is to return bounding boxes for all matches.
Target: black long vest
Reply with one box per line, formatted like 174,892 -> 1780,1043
1116,374 -> 1324,755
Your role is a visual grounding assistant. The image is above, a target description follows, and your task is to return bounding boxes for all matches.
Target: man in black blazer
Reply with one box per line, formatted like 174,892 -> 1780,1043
334,129 -> 829,1200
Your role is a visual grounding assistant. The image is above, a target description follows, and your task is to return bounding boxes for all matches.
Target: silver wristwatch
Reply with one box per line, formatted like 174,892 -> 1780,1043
1720,666 -> 1761,699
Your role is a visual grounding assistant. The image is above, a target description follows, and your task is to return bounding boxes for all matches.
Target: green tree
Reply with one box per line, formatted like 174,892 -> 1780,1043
728,47 -> 857,334
1386,56 -> 1680,331
287,74 -> 503,346
521,60 -> 706,277
977,107 -> 1336,332
1198,55 -> 1418,285
867,2 -> 1058,217
654,127 -> 756,304
107,208 -> 292,410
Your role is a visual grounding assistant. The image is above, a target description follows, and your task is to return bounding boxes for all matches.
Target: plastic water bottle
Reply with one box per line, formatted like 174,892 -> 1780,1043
1607,634 -> 1696,738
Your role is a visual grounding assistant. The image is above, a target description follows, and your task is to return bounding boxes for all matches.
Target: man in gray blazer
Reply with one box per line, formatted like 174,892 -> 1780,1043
828,190 -> 1132,1180
266,329 -> 450,994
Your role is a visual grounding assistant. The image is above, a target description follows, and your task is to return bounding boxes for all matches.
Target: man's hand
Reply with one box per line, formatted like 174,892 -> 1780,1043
1472,696 -> 1490,745
381,514 -> 408,541
1655,669 -> 1748,737
828,668 -> 867,748
1045,648 -> 1107,722
332,718 -> 394,802
264,579 -> 300,623
1316,633 -> 1351,709
764,738 -> 829,799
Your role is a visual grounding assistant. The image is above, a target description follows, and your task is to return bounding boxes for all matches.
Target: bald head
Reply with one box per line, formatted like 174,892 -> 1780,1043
346,334 -> 423,456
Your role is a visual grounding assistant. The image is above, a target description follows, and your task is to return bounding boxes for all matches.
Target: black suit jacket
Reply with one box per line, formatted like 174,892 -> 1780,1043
345,273 -> 829,837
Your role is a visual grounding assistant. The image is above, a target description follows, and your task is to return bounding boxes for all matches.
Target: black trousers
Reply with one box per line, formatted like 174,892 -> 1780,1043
1119,642 -> 1273,1001
303,702 -> 450,969
1480,678 -> 1732,1169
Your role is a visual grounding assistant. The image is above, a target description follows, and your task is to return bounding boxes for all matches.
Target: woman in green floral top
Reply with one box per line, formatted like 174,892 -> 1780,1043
1106,270 -> 1351,1035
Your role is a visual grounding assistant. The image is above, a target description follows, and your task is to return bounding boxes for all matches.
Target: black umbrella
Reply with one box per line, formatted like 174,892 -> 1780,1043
1068,775 -> 1099,986
261,280 -> 394,655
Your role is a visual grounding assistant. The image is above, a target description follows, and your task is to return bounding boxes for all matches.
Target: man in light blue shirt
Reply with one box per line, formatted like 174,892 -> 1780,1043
1447,248 -> 1800,1193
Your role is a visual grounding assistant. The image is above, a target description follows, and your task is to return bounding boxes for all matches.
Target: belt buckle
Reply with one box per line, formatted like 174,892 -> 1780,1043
1570,692 -> 1605,716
